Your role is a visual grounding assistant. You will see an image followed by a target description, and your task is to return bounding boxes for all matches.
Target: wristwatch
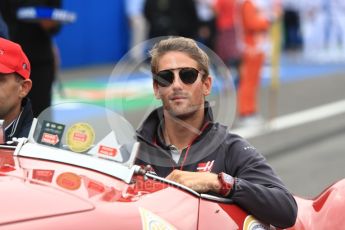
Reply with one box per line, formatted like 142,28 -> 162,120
218,172 -> 235,197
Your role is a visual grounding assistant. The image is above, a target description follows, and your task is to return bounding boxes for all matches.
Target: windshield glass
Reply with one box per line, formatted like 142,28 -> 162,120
103,37 -> 236,169
30,102 -> 136,165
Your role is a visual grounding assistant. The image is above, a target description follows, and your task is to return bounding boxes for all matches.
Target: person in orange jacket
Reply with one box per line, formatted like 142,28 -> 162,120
237,0 -> 273,125
214,0 -> 242,89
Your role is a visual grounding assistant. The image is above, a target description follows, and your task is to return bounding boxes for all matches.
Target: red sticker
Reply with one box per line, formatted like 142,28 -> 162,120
87,181 -> 105,193
98,145 -> 117,157
41,133 -> 59,145
33,169 -> 55,183
73,132 -> 87,142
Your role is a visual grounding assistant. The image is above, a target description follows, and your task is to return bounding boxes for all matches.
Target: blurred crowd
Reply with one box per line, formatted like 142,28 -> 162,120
294,0 -> 345,61
126,0 -> 345,62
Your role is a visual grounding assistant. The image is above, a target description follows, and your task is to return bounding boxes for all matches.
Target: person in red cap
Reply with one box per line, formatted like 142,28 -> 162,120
0,0 -> 62,117
0,37 -> 33,143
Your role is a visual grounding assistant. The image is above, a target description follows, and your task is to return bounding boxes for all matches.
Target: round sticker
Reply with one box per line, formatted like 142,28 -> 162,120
56,172 -> 81,190
66,122 -> 95,152
243,215 -> 275,230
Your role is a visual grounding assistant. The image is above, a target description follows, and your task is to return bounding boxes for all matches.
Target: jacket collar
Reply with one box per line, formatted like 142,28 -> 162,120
137,101 -> 214,145
136,101 -> 229,167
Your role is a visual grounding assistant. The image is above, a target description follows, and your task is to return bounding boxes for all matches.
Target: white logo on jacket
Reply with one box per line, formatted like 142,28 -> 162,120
197,160 -> 215,172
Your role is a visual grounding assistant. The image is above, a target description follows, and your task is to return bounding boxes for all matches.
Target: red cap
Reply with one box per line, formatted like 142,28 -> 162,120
0,38 -> 31,79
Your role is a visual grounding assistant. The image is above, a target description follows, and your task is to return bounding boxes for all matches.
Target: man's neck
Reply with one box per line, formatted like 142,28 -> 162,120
163,109 -> 205,150
3,104 -> 21,128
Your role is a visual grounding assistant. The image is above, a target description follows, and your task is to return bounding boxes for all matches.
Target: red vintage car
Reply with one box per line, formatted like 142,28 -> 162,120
0,103 -> 344,229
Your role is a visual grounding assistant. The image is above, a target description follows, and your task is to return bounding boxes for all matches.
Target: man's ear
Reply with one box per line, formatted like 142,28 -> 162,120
153,81 -> 161,99
19,79 -> 32,98
202,75 -> 212,96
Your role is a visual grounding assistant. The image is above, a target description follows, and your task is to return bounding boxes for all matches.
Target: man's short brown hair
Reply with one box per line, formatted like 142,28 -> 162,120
149,37 -> 210,79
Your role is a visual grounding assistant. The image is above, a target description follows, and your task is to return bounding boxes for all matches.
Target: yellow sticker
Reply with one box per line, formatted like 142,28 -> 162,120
139,207 -> 177,230
66,122 -> 95,153
243,215 -> 275,230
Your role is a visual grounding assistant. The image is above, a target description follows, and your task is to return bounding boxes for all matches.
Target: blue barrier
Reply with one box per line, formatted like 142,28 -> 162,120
55,0 -> 129,69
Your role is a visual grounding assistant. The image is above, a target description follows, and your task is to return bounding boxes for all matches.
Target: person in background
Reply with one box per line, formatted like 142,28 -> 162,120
144,0 -> 199,39
327,0 -> 345,59
0,12 -> 8,38
136,37 -> 297,228
0,38 -> 33,142
299,0 -> 327,60
125,0 -> 147,62
236,0 -> 276,126
213,0 -> 241,88
282,0 -> 302,51
0,0 -> 61,117
195,0 -> 217,50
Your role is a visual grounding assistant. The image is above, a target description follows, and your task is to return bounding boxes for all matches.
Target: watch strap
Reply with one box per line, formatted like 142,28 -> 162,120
218,172 -> 234,197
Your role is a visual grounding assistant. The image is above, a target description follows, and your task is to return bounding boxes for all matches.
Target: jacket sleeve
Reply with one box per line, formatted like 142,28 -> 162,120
225,138 -> 297,228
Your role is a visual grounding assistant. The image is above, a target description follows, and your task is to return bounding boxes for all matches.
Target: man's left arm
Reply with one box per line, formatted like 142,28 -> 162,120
223,141 -> 297,228
166,141 -> 298,228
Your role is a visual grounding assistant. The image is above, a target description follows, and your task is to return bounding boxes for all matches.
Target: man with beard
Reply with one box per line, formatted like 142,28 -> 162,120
136,37 -> 297,228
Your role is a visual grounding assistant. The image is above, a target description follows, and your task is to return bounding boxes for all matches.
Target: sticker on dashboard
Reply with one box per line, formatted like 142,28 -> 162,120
66,122 -> 95,153
38,120 -> 65,148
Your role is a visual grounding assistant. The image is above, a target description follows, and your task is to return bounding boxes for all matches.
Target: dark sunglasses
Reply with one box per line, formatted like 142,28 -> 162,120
153,67 -> 202,87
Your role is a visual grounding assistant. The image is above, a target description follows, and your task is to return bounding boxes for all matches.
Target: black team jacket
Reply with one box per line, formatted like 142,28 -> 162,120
5,98 -> 33,142
136,103 -> 297,228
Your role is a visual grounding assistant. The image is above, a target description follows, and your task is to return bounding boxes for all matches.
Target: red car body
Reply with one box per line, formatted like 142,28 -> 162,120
0,146 -> 239,229
1,145 -> 344,230
1,103 -> 344,229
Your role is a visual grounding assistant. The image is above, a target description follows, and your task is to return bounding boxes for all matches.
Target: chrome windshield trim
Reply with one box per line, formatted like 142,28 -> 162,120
145,172 -> 200,197
0,145 -> 16,149
200,193 -> 233,203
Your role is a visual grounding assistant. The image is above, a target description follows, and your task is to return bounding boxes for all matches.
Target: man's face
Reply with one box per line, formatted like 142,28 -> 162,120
0,73 -> 25,121
153,51 -> 212,119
